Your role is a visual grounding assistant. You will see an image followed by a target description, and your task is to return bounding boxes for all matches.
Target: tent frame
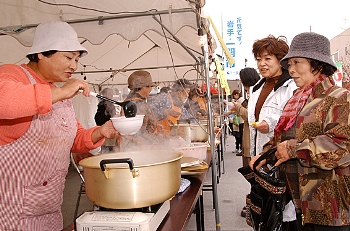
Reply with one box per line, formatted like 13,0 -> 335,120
0,8 -> 195,35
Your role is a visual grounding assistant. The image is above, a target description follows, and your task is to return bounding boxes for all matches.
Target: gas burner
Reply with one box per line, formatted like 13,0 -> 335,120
97,201 -> 165,213
75,200 -> 170,231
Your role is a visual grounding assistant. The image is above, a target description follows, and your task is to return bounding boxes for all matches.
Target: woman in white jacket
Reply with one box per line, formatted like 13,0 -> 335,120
248,74 -> 297,157
248,35 -> 297,158
247,35 -> 298,227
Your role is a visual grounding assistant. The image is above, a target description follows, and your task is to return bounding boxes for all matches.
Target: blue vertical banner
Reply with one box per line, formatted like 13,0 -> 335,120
208,16 -> 235,67
223,16 -> 243,79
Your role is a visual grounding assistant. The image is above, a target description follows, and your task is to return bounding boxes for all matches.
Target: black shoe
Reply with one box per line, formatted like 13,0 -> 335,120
241,206 -> 246,217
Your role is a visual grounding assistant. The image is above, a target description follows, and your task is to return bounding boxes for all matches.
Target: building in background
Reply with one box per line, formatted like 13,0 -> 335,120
330,27 -> 350,89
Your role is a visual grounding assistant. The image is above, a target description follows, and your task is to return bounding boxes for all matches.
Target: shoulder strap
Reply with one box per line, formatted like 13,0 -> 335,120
20,66 -> 37,84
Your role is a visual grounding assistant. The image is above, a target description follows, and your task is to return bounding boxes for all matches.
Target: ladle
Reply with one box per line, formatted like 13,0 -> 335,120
89,92 -> 137,118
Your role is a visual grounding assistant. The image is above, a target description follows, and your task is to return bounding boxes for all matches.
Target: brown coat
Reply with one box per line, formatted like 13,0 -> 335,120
233,102 -> 250,158
263,76 -> 350,226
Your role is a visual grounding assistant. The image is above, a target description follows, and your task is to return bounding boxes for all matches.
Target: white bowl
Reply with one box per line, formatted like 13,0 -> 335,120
172,142 -> 208,160
110,115 -> 144,135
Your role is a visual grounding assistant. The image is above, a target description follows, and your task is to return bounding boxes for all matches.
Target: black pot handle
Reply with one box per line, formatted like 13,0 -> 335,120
100,158 -> 134,172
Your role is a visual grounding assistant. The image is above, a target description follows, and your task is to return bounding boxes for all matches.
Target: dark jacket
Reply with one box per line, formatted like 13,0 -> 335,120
94,103 -> 111,126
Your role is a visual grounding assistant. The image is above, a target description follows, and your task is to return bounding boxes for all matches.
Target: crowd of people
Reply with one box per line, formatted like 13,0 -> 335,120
1,19 -> 349,231
94,72 -> 213,151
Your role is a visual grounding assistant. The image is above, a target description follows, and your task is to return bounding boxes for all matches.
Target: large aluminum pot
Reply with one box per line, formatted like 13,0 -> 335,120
171,122 -> 208,142
79,150 -> 183,209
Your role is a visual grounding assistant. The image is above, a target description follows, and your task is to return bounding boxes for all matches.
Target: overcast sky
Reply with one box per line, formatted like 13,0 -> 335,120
203,0 -> 350,69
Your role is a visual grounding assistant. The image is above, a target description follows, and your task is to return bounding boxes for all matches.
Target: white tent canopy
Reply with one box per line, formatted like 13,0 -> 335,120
0,0 -> 217,127
0,0 -> 216,88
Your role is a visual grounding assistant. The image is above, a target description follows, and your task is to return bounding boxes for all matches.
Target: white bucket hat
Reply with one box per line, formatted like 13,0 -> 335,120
27,21 -> 88,57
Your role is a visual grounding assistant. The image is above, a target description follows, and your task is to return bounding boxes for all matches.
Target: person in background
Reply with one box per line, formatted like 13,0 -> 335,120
94,88 -> 116,125
227,108 -> 234,136
197,89 -> 208,114
120,70 -> 159,150
170,78 -> 194,122
246,34 -> 297,221
209,94 -> 221,117
250,32 -> 350,231
248,35 -> 297,158
0,21 -> 119,230
184,87 -> 208,120
148,86 -> 172,121
94,87 -> 117,153
148,86 -> 182,135
226,67 -> 261,218
227,68 -> 261,165
230,89 -> 245,154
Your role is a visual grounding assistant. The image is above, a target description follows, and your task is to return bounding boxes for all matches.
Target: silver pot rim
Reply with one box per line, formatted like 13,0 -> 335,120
79,150 -> 183,169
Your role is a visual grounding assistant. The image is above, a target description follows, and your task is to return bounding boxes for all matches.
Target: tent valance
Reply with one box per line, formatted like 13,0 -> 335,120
0,0 -> 217,86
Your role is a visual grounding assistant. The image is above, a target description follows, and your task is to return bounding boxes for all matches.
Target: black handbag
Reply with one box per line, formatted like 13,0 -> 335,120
238,147 -> 286,231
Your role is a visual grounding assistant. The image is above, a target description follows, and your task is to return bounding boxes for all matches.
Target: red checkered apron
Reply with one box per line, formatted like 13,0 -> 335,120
0,67 -> 77,230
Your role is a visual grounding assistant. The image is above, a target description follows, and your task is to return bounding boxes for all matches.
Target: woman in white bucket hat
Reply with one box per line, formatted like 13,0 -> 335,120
250,32 -> 350,230
0,21 -> 119,230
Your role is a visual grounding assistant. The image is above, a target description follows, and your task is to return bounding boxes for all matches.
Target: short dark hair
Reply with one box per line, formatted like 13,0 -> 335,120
133,87 -> 142,92
239,67 -> 261,87
160,86 -> 171,93
27,50 -> 58,62
172,78 -> 192,92
252,35 -> 289,61
231,89 -> 240,96
26,50 -> 85,62
309,59 -> 337,76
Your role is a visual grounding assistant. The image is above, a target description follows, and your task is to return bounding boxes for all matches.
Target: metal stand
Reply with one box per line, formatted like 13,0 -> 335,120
70,153 -> 86,231
202,34 -> 221,231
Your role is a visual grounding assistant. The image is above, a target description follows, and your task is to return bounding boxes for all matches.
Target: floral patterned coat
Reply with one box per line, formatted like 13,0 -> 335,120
263,76 -> 350,226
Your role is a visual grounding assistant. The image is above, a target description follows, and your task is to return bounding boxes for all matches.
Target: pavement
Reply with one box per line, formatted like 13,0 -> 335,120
61,134 -> 253,231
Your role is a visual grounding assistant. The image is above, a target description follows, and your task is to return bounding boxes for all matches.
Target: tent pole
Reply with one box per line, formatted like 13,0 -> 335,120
202,34 -> 221,231
216,76 -> 225,174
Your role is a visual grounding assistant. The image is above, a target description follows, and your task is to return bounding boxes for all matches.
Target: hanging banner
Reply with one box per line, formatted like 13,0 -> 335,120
222,15 -> 244,80
208,16 -> 235,66
215,59 -> 230,94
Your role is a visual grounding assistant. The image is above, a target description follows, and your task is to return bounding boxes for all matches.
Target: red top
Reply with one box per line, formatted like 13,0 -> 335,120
0,64 -> 103,151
